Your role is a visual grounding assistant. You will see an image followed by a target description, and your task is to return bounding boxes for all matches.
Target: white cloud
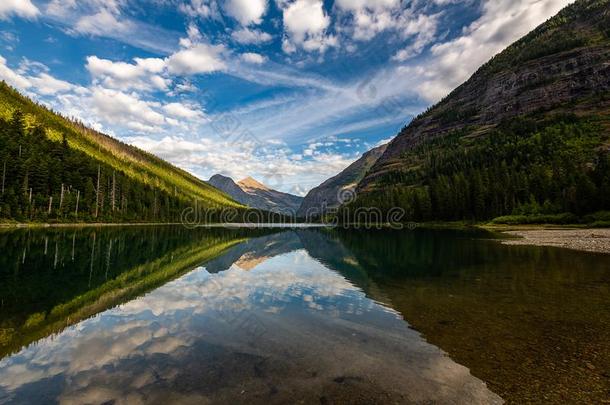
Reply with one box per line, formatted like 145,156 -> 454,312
45,0 -> 77,18
412,0 -> 575,101
44,0 -> 178,54
90,87 -> 166,132
0,55 -> 32,89
162,102 -> 204,119
240,52 -> 266,65
0,0 -> 39,20
224,0 -> 268,26
85,55 -> 169,91
334,0 -> 400,12
166,44 -> 226,75
281,0 -> 337,53
28,73 -> 77,95
334,0 -> 439,52
73,8 -> 132,36
231,27 -> 273,44
0,55 -> 87,97
178,0 -> 218,19
391,13 -> 440,61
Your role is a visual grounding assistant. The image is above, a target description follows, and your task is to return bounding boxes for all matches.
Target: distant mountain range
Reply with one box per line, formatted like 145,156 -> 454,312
208,174 -> 303,215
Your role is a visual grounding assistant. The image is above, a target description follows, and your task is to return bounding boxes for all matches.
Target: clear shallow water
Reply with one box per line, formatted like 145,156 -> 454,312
0,226 -> 608,404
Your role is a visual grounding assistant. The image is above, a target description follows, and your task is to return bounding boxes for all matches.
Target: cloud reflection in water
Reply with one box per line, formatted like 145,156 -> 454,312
0,233 -> 502,404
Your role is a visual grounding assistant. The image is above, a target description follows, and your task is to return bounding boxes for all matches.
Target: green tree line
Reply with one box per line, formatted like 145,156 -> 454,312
0,110 -> 194,222
345,115 -> 610,223
0,109 -> 294,224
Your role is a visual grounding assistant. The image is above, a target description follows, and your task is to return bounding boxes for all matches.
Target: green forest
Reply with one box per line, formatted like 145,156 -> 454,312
0,81 -> 261,224
344,115 -> 610,224
0,109 -> 294,224
0,110 -> 201,222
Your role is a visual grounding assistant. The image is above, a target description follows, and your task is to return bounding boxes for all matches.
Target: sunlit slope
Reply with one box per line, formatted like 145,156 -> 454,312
0,82 -> 241,209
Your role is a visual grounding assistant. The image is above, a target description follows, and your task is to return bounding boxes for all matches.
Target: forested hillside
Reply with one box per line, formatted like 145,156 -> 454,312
0,82 -> 242,223
350,0 -> 610,223
349,116 -> 610,223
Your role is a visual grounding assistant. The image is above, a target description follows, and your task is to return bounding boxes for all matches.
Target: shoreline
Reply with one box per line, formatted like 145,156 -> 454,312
2,222 -> 610,254
497,228 -> 610,254
0,222 -> 331,230
0,222 -> 183,229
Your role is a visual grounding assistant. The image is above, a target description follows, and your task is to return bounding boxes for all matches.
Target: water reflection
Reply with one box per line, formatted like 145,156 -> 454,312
0,227 -> 502,404
1,226 -> 608,404
0,226 -> 269,358
331,228 -> 610,404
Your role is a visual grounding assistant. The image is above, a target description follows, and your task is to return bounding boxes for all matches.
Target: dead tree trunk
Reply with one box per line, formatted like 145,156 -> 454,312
1,161 -> 5,194
95,165 -> 100,218
59,184 -> 65,211
75,190 -> 80,216
111,171 -> 116,212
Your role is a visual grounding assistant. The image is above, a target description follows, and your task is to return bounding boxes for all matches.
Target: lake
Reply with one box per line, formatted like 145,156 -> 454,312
0,226 -> 608,404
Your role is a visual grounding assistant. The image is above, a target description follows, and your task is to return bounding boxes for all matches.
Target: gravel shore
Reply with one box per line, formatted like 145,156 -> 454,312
501,229 -> 610,254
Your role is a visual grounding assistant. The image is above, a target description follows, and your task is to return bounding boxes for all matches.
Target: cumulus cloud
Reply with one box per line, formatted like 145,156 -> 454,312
90,87 -> 166,132
391,13 -> 440,61
224,0 -> 268,25
86,56 -> 169,91
280,0 -> 337,53
335,0 -> 401,40
162,102 -> 204,119
231,27 -> 273,44
178,0 -> 219,19
0,56 -> 86,97
0,0 -> 39,20
28,73 -> 78,95
166,44 -> 226,75
240,52 -> 266,65
0,55 -> 32,89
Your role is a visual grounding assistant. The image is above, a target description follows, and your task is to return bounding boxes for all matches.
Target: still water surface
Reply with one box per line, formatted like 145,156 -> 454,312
0,226 -> 608,404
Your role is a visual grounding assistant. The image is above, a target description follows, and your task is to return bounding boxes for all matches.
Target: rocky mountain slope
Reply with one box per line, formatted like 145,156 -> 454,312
297,144 -> 387,218
208,175 -> 303,215
351,0 -> 610,222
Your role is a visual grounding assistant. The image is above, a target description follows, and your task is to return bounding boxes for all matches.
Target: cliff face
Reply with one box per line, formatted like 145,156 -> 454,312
208,175 -> 303,215
297,144 -> 387,217
359,0 -> 610,192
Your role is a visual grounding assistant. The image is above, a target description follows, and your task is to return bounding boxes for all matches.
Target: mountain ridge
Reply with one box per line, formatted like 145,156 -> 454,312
351,0 -> 610,221
208,174 -> 303,215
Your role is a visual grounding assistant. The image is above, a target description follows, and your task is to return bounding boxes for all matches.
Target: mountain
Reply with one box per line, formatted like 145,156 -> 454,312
351,0 -> 610,222
208,174 -> 255,206
297,144 -> 387,218
205,231 -> 301,273
0,82 -> 242,223
208,175 -> 303,215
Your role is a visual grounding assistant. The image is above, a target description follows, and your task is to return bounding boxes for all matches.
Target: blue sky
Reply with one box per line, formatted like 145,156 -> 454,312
0,0 -> 572,194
